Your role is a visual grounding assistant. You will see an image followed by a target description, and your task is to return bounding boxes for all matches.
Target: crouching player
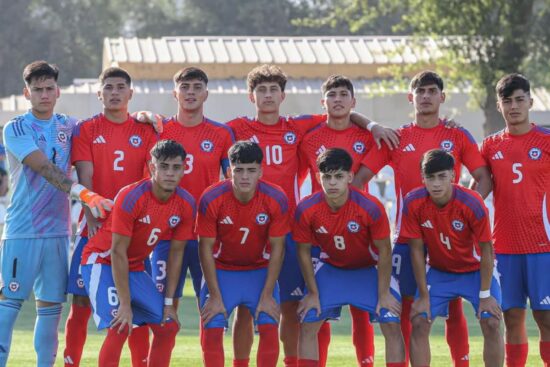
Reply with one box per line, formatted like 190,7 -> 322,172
402,149 -> 503,367
81,140 -> 196,367
293,148 -> 405,367
198,141 -> 289,367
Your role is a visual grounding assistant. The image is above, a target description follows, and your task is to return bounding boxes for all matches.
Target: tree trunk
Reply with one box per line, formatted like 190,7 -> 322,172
482,88 -> 506,137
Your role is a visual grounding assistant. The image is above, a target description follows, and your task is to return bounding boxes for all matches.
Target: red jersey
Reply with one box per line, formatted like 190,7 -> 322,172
161,117 -> 235,201
81,179 -> 196,271
197,179 -> 290,271
480,124 -> 550,254
361,121 -> 486,243
400,185 -> 492,273
72,114 -> 158,235
293,187 -> 390,269
299,123 -> 375,192
226,115 -> 325,213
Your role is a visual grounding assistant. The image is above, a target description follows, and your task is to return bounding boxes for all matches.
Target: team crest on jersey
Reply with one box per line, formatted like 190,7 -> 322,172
353,141 -> 366,154
440,140 -> 454,152
129,135 -> 142,148
8,281 -> 19,292
111,309 -> 118,318
77,278 -> 85,289
156,283 -> 164,292
284,132 -> 297,144
529,147 -> 542,160
256,213 -> 269,225
201,140 -> 214,152
347,221 -> 360,233
57,131 -> 68,143
452,220 -> 464,231
169,215 -> 181,228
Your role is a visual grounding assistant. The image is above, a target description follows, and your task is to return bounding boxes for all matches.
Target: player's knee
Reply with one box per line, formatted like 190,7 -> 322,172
480,316 -> 501,337
151,321 -> 180,339
300,321 -> 322,340
411,316 -> 431,336
234,306 -> 253,324
381,321 -> 404,341
504,309 -> 526,331
72,295 -> 90,307
533,310 -> 550,335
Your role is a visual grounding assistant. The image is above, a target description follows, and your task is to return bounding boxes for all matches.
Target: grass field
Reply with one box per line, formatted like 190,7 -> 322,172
7,282 -> 545,366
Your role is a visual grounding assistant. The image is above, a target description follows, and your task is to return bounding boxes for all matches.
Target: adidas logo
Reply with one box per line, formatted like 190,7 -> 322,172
64,356 -> 74,364
460,355 -> 470,361
360,357 -> 374,364
315,226 -> 328,234
220,216 -> 233,225
250,135 -> 260,144
540,296 -> 550,305
421,220 -> 434,229
402,143 -> 415,152
492,151 -> 504,160
290,287 -> 303,296
316,145 -> 327,156
139,215 -> 151,224
93,135 -> 106,144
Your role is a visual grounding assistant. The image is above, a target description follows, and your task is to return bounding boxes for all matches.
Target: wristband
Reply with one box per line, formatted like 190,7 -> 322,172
479,290 -> 490,299
164,297 -> 174,306
366,121 -> 379,132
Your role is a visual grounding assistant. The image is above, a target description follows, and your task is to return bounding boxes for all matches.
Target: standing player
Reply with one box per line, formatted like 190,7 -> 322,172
353,71 -> 492,366
480,74 -> 550,367
198,141 -> 289,367
226,64 -> 398,367
0,61 -> 112,367
81,139 -> 196,367
294,148 -> 405,367
401,149 -> 503,367
64,67 -> 159,367
299,75 -> 377,366
151,67 -> 234,317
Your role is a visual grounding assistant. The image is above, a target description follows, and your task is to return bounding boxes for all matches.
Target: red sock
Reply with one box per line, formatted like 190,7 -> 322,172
446,298 -> 469,367
298,359 -> 319,367
541,341 -> 550,366
98,328 -> 129,367
63,303 -> 91,366
257,324 -> 279,367
317,322 -> 331,367
148,321 -> 179,367
350,306 -> 375,366
233,358 -> 250,367
506,343 -> 528,367
386,363 -> 408,367
202,327 -> 224,367
128,325 -> 150,367
401,297 -> 413,365
284,356 -> 299,367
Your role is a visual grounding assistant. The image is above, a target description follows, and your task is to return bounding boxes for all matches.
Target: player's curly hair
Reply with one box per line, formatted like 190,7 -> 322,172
421,149 -> 455,175
150,139 -> 187,162
228,141 -> 263,164
247,64 -> 287,93
23,61 -> 59,85
496,73 -> 530,99
322,75 -> 354,97
317,148 -> 352,173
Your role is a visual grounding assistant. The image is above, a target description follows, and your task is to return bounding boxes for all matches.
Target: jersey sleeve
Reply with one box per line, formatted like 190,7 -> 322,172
479,137 -> 492,167
197,194 -> 219,238
361,143 -> 391,174
291,114 -> 326,134
111,189 -> 137,237
71,120 -> 93,163
268,196 -> 291,238
468,197 -> 492,243
368,198 -> 391,240
400,201 -> 422,240
3,120 -> 40,162
172,198 -> 197,241
292,207 -> 313,243
459,128 -> 486,172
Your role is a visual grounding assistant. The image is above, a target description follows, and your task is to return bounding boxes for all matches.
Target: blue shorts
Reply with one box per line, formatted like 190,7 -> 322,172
303,262 -> 401,323
496,253 -> 550,311
199,267 -> 280,329
419,267 -> 502,319
82,263 -> 163,330
0,237 -> 69,303
278,233 -> 322,302
67,236 -> 88,296
150,239 -> 201,298
392,243 -> 418,297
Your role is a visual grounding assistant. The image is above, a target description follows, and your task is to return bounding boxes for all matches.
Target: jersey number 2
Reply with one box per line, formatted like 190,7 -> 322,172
113,150 -> 124,171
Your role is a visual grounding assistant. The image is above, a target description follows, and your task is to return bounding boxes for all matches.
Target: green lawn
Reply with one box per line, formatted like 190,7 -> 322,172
7,283 -> 544,366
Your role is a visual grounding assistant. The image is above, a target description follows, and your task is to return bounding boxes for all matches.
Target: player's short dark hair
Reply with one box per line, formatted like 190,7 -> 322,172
173,67 -> 209,86
228,141 -> 263,164
496,73 -> 530,99
150,139 -> 186,162
421,149 -> 455,175
410,71 -> 444,92
247,64 -> 287,93
322,75 -> 354,97
23,61 -> 59,85
317,148 -> 353,173
0,167 -> 7,178
99,67 -> 132,86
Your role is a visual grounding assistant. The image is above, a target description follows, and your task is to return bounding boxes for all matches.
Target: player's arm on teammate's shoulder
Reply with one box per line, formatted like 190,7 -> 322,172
477,241 -> 502,320
110,232 -> 134,334
349,112 -> 400,150
74,161 -> 100,236
255,235 -> 285,321
296,240 -> 321,321
409,238 -> 431,322
373,237 -> 401,316
469,166 -> 493,199
163,239 -> 187,326
198,236 -> 227,324
351,165 -> 376,189
133,111 -> 164,134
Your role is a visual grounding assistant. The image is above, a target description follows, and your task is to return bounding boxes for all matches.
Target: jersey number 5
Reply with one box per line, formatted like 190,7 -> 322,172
512,163 -> 523,184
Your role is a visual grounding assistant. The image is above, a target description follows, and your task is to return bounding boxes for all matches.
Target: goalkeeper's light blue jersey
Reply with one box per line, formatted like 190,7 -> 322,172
2,111 -> 76,239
